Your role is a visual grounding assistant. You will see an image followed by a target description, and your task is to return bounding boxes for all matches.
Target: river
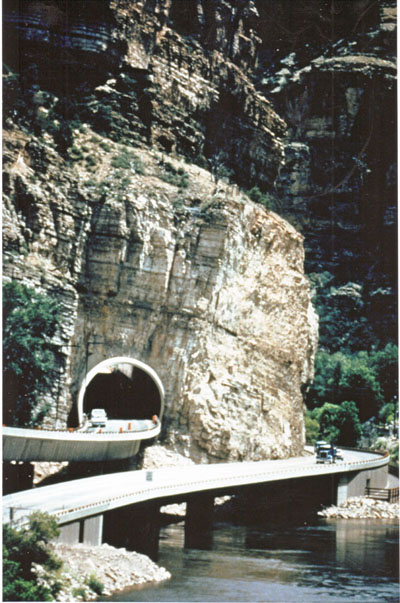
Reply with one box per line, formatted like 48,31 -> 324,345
101,515 -> 399,602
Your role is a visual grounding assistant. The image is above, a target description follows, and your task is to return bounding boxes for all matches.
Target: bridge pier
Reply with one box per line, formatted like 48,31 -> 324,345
57,514 -> 104,546
81,514 -> 104,546
336,465 -> 388,505
185,492 -> 214,549
102,501 -> 161,560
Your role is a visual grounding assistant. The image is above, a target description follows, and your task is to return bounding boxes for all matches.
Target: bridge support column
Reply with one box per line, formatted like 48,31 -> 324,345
337,475 -> 351,506
336,466 -> 388,504
81,514 -> 104,546
57,514 -> 104,546
102,502 -> 161,561
185,493 -> 214,549
57,522 -> 81,545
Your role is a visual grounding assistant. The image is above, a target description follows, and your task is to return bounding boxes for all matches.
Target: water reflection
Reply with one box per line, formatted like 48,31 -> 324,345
335,519 -> 399,577
101,519 -> 399,602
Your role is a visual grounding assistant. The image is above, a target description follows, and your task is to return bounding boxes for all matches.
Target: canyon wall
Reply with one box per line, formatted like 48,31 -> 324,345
3,140 -> 317,461
263,0 -> 397,353
6,1 -> 395,461
3,0 -> 319,461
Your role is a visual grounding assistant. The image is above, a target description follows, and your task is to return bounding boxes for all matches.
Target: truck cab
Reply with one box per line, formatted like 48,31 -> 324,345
316,443 -> 335,464
314,440 -> 328,453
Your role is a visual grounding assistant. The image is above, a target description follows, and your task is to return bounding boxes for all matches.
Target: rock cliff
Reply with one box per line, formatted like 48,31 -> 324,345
262,0 -> 397,352
3,136 -> 317,461
3,0 -> 319,461
4,0 -> 395,461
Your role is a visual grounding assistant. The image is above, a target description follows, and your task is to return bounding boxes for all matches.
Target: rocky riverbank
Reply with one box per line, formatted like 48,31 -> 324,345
34,542 -> 170,602
318,496 -> 399,520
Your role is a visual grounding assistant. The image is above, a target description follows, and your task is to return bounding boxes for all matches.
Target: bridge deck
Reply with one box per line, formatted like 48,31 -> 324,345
3,449 -> 388,527
2,422 -> 161,462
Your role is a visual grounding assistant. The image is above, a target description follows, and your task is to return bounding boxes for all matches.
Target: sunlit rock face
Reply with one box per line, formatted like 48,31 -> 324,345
3,138 -> 317,460
77,186 -> 318,462
2,0 -> 318,461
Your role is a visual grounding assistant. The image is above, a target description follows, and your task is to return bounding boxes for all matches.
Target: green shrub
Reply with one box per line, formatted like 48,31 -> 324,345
84,178 -> 98,188
193,153 -> 208,169
159,162 -> 189,189
100,141 -> 111,152
3,512 -> 61,602
3,281 -> 61,427
304,410 -> 320,444
111,151 -> 145,174
67,145 -> 84,161
247,186 -> 277,211
52,120 -> 81,154
85,155 -> 97,167
72,586 -> 87,599
87,574 -> 104,595
390,442 -> 398,467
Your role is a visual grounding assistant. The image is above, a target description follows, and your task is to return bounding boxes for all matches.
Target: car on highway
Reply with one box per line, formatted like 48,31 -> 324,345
335,448 -> 344,460
89,408 -> 108,428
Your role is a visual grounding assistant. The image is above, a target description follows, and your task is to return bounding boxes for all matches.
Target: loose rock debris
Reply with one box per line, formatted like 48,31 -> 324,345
318,496 -> 399,519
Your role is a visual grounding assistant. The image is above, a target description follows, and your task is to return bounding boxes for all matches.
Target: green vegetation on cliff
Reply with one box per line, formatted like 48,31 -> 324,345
3,281 -> 61,427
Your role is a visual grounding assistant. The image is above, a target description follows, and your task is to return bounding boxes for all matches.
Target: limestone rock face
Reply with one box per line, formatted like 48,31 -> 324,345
3,0 -> 286,190
73,163 -> 317,462
270,2 -> 397,351
3,0 -> 318,461
3,137 -> 317,460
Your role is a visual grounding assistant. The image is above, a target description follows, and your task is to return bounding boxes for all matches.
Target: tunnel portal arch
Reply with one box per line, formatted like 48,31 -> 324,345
77,357 -> 165,425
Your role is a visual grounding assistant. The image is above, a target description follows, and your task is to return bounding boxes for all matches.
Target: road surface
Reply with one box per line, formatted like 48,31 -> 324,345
3,448 -> 388,527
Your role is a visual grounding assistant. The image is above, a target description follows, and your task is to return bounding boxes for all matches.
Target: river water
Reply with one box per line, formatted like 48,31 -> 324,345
103,516 -> 399,602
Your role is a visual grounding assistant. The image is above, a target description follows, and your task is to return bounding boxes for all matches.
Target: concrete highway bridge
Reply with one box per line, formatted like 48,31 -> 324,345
2,355 -> 392,559
2,421 -> 161,463
3,448 -> 390,559
3,357 -> 164,463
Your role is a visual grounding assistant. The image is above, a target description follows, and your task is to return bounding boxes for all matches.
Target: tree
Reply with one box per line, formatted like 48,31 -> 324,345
319,401 -> 362,447
371,343 -> 398,410
304,410 -> 320,444
317,403 -> 340,443
3,281 -> 61,426
208,151 -> 232,183
305,348 -> 387,422
3,512 -> 62,602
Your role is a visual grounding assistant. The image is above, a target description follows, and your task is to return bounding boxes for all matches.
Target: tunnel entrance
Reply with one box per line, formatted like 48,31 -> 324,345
77,357 -> 164,425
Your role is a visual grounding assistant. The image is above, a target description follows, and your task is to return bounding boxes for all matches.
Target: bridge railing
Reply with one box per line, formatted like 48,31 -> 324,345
365,486 -> 399,503
3,448 -> 391,528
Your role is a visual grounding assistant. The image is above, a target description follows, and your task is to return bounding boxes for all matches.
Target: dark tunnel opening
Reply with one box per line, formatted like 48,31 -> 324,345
83,367 -> 161,420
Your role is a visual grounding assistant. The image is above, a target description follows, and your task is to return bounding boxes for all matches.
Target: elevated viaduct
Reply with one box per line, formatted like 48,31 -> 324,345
2,355 -> 392,560
3,356 -> 164,491
3,449 -> 390,559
